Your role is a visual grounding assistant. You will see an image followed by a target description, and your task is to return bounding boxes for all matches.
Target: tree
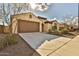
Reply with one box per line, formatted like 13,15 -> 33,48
0,3 -> 31,33
64,16 -> 78,31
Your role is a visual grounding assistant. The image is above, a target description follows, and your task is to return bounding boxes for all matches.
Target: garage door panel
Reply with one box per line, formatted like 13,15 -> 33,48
18,20 -> 39,32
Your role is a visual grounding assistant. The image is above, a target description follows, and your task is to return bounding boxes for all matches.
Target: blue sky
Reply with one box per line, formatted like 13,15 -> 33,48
34,3 -> 78,21
0,3 -> 78,23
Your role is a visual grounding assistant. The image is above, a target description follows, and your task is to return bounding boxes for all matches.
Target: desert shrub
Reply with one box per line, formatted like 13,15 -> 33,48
5,34 -> 17,45
0,34 -> 17,51
52,26 -> 57,31
61,28 -> 69,34
48,29 -> 52,33
0,39 -> 7,50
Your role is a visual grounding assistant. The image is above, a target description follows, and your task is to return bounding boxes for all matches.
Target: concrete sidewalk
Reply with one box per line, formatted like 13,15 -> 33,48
36,37 -> 71,56
49,35 -> 79,56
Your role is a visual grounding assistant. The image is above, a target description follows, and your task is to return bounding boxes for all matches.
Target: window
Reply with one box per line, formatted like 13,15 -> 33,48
54,23 -> 57,26
29,14 -> 32,18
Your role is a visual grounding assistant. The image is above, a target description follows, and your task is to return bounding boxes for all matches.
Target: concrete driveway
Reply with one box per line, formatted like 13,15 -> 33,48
19,32 -> 59,49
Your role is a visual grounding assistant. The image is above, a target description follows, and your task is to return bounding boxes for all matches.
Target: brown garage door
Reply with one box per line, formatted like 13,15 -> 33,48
18,20 -> 40,33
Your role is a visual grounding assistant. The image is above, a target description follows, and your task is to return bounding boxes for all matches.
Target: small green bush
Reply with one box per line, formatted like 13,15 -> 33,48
48,29 -> 52,33
52,26 -> 57,31
5,34 -> 17,45
61,28 -> 69,34
0,34 -> 17,51
0,40 -> 7,50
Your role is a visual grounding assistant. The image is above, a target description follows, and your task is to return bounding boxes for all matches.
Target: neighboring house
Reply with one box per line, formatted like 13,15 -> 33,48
51,20 -> 58,26
0,19 -> 9,33
0,25 -> 9,33
57,23 -> 65,30
44,20 -> 60,32
11,12 -> 47,34
51,20 -> 65,30
44,20 -> 67,32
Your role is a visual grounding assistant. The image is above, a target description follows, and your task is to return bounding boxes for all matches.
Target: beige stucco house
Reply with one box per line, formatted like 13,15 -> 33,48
44,20 -> 59,32
10,12 -> 68,34
0,12 -> 75,34
11,12 -> 47,34
44,20 -> 66,32
44,21 -> 52,32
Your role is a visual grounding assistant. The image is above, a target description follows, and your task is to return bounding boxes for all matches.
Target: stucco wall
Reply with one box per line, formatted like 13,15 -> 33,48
43,23 -> 52,32
11,13 -> 43,34
12,18 -> 18,34
12,13 -> 42,23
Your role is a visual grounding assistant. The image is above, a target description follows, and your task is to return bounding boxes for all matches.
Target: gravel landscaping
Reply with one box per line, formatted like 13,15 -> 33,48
0,34 -> 40,56
47,31 -> 77,39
